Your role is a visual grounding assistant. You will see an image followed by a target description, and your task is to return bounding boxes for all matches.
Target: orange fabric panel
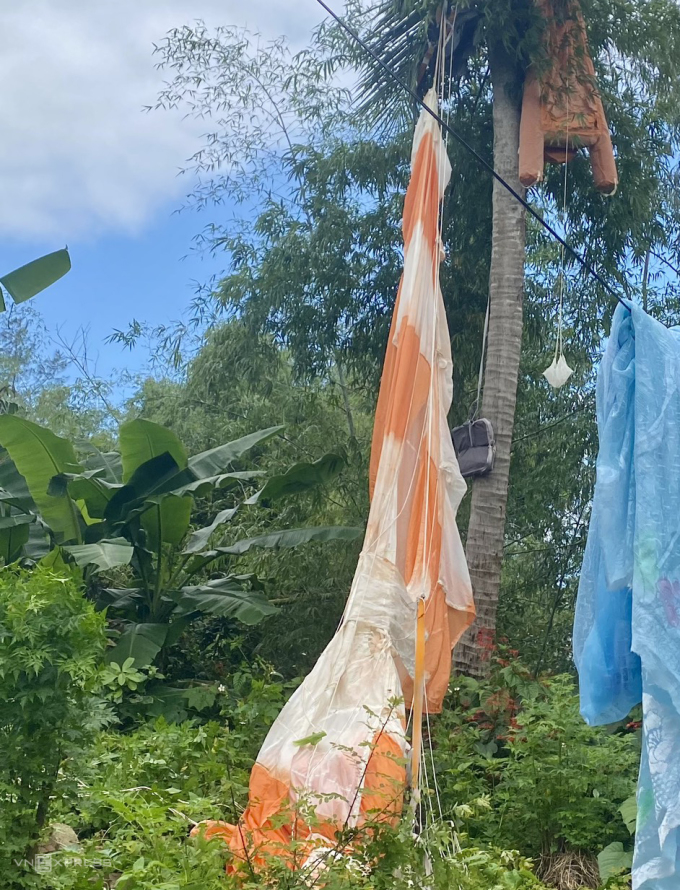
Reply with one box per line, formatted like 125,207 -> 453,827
193,734 -> 404,875
360,732 -> 405,823
404,453 -> 442,588
243,762 -> 290,829
403,130 -> 440,251
382,325 -> 432,446
519,73 -> 546,189
191,764 -> 305,873
400,582 -> 451,714
191,763 -> 309,872
589,131 -> 618,194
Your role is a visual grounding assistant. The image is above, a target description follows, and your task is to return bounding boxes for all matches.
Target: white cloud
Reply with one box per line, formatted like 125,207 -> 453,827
0,1 -> 325,241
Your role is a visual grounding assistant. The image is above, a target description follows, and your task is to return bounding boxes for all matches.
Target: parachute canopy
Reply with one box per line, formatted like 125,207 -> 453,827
193,88 -> 474,874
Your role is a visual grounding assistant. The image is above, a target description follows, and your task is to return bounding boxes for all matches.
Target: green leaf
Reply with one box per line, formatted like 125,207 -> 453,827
0,416 -> 83,543
138,684 -> 190,723
49,469 -> 121,519
183,507 -> 238,554
219,525 -> 363,556
99,588 -> 144,612
164,614 -> 192,647
148,493 -> 193,549
620,795 -> 637,834
104,452 -> 181,524
76,443 -> 122,483
597,842 -> 633,881
120,419 -> 188,483
185,525 -> 363,576
293,731 -> 327,747
250,452 -> 346,504
63,538 -> 134,572
38,547 -> 71,572
0,512 -> 34,530
169,470 -> 263,498
23,519 -> 50,560
105,623 -> 168,668
119,420 -> 191,549
183,685 -> 218,711
0,248 -> 71,304
110,490 -> 193,550
176,578 -> 278,625
0,521 -> 30,563
187,426 -> 283,478
0,447 -> 34,510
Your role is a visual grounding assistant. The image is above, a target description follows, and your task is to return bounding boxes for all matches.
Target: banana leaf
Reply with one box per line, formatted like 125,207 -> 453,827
0,248 -> 71,304
183,507 -> 238,554
0,416 -> 83,543
120,420 -> 191,549
185,525 -> 362,576
187,426 -> 283,478
0,519 -> 31,563
105,622 -> 168,668
175,577 -> 277,625
248,452 -> 345,504
104,452 -> 181,524
49,468 -> 121,519
63,537 -> 134,572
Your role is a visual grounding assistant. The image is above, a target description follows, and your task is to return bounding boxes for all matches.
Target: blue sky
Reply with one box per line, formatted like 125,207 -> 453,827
0,1 -> 326,378
0,203 -> 223,378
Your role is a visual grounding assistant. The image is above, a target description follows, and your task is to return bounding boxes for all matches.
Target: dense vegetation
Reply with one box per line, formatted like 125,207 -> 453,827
2,0 -> 680,886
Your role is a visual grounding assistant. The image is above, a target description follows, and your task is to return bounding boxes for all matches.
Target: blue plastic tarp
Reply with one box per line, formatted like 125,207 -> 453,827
574,302 -> 680,888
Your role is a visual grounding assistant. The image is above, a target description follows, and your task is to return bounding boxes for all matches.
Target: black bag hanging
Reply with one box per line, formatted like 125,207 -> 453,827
451,299 -> 496,479
452,416 -> 495,478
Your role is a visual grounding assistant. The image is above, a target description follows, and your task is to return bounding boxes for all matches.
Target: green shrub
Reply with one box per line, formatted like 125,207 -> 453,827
0,567 -> 106,887
56,718 -> 249,838
45,664 -> 289,886
46,674 -> 551,890
434,652 -> 639,859
495,675 -> 637,854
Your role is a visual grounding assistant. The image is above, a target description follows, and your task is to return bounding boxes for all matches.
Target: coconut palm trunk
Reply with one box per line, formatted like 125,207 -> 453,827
455,43 -> 527,676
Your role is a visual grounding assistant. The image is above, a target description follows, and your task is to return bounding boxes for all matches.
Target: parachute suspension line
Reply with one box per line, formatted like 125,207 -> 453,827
543,76 -> 575,387
313,0 -> 630,313
424,688 -> 462,859
414,6 -> 456,828
557,98 -> 570,360
471,298 -> 490,420
424,697 -> 445,824
436,3 -> 457,242
410,596 -> 427,803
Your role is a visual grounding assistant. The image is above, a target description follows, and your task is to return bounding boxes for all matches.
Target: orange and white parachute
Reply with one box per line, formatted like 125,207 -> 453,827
194,88 -> 474,873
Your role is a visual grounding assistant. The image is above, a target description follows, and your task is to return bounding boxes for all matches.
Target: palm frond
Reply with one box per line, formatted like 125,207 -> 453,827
353,1 -> 484,138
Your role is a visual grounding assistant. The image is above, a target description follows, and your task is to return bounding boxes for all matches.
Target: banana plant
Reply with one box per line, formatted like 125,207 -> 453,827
0,415 -> 360,667
0,247 -> 72,551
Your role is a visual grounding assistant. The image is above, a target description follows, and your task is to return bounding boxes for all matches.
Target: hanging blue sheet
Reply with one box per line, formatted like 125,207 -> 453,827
574,301 -> 680,889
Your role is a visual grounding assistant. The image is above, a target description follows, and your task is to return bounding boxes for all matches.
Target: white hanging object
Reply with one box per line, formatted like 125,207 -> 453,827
544,266 -> 573,389
544,352 -> 573,388
543,306 -> 573,388
543,98 -> 574,391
